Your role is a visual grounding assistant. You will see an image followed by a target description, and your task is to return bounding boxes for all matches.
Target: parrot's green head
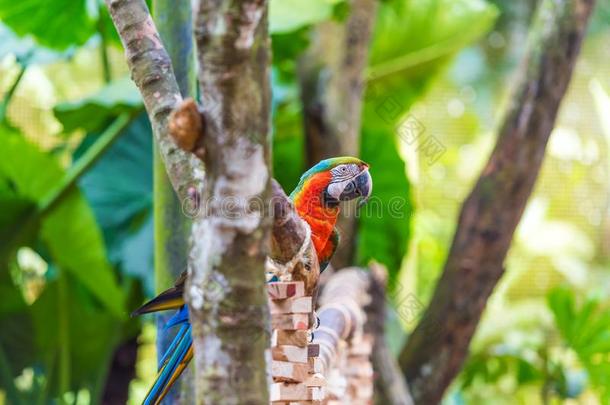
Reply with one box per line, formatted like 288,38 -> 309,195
292,156 -> 373,208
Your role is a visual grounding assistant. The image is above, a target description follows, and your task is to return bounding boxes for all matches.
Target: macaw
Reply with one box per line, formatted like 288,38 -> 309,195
133,156 -> 372,405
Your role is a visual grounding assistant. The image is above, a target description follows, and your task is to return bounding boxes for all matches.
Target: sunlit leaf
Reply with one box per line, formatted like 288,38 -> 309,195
54,76 -> 142,133
0,23 -> 71,64
0,0 -> 95,50
0,131 -> 125,317
269,0 -> 340,33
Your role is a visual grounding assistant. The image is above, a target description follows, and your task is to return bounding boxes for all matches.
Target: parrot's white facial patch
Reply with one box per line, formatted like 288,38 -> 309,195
330,163 -> 360,180
327,163 -> 361,200
326,178 -> 353,200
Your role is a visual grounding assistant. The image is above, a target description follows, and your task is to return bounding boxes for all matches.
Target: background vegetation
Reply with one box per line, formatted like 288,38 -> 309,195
0,0 -> 608,403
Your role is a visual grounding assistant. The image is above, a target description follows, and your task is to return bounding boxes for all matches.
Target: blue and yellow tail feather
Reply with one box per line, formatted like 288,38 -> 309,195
143,322 -> 192,405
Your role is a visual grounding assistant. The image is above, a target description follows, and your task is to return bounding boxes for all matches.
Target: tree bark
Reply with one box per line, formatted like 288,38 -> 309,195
152,0 -> 196,403
186,1 -> 272,403
398,1 -> 596,403
364,264 -> 413,405
269,180 -> 320,298
298,0 -> 377,269
104,0 -> 204,201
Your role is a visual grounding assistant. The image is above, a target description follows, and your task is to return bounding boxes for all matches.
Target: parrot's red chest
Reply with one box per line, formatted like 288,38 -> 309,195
292,171 -> 339,257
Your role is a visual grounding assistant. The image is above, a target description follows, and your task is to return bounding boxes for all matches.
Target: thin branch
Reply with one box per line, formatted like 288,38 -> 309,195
97,0 -> 112,84
398,0 -> 596,403
104,0 -> 204,200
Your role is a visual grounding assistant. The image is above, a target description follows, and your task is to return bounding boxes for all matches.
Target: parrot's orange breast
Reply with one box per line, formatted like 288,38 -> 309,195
292,171 -> 339,256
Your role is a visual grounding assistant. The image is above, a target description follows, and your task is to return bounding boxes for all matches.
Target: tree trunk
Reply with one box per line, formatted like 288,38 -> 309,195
364,264 -> 413,405
152,0 -> 196,402
398,1 -> 596,403
298,0 -> 377,269
186,1 -> 272,403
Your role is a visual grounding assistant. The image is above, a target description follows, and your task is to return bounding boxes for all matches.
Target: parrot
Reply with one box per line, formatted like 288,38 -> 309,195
133,156 -> 372,405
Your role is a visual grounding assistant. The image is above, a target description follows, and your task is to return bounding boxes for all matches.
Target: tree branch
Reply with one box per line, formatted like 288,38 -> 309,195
398,0 -> 596,403
298,0 -> 378,268
104,0 -> 204,200
270,180 -> 320,297
187,1 -> 272,403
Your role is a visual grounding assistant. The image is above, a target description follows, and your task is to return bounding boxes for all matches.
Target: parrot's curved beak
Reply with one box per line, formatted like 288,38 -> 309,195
339,167 -> 372,206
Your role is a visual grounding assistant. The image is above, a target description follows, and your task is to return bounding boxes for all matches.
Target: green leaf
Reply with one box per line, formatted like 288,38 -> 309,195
0,0 -> 95,50
0,195 -> 36,253
75,113 -> 154,294
41,192 -> 125,318
0,23 -> 70,65
0,131 -> 125,317
548,286 -> 610,402
54,76 -> 142,133
272,93 -> 306,192
369,0 -> 498,80
548,286 -> 576,344
357,100 -> 413,283
269,0 -> 340,33
30,276 -> 118,395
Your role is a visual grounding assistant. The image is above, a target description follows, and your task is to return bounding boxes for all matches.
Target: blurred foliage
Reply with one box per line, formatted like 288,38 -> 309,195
457,286 -> 610,404
410,3 -> 610,403
359,0 -> 497,283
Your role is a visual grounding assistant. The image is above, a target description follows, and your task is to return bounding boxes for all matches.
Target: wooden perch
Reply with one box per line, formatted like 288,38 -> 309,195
269,179 -> 320,296
313,268 -> 369,373
399,1 -> 596,403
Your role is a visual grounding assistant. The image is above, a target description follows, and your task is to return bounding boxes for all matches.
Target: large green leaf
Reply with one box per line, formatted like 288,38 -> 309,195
0,0 -> 95,50
75,113 -> 154,294
54,76 -> 142,133
269,0 -> 340,34
31,276 -> 118,394
369,0 -> 498,76
357,100 -> 413,282
0,131 -> 125,317
0,23 -> 70,65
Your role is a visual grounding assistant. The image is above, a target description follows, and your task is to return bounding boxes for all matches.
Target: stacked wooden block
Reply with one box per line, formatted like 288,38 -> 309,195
325,335 -> 373,405
268,281 -> 326,404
